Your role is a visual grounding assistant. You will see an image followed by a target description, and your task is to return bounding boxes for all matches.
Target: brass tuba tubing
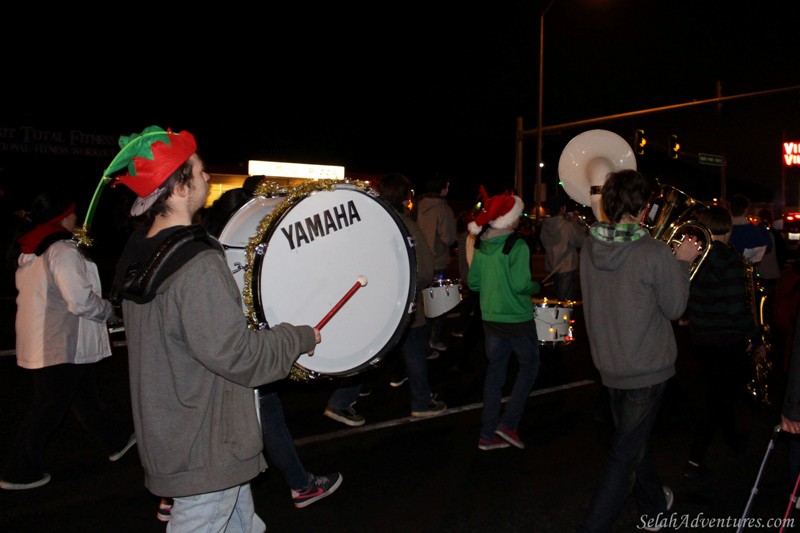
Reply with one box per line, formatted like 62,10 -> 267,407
744,257 -> 773,407
641,184 -> 713,281
664,221 -> 713,281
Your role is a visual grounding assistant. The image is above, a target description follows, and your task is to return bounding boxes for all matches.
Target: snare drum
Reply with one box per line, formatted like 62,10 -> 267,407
532,298 -> 574,344
423,278 -> 461,318
219,182 -> 416,379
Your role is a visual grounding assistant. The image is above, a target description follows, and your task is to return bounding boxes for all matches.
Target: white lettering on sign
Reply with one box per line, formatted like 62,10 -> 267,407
784,142 -> 800,167
280,200 -> 362,250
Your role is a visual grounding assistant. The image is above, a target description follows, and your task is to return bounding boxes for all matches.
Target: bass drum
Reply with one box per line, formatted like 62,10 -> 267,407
219,183 -> 416,380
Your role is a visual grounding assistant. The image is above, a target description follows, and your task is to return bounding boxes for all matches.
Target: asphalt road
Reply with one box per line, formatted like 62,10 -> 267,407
1,262 -> 799,532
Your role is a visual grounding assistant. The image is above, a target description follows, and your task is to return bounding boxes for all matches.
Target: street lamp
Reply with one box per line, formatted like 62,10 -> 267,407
534,0 -> 557,221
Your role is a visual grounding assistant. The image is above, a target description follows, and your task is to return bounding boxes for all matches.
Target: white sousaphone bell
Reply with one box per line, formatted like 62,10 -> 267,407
557,129 -> 637,223
557,129 -> 712,280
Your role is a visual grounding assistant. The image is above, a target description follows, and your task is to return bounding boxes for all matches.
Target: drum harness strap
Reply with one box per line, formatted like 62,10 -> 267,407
111,224 -> 223,305
473,228 -> 524,255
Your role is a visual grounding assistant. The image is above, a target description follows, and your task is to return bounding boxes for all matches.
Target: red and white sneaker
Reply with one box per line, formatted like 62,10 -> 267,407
495,425 -> 525,449
478,437 -> 510,451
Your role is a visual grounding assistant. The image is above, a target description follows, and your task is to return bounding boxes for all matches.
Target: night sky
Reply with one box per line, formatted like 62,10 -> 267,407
3,1 -> 799,209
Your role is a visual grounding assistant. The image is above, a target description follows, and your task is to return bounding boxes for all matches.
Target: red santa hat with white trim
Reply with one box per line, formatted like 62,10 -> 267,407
468,186 -> 525,235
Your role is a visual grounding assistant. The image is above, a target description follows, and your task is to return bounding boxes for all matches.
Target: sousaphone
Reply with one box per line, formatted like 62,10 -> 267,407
557,129 -> 712,280
558,129 -> 637,223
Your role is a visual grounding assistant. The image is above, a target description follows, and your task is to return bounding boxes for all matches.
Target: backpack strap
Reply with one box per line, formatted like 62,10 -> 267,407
472,226 -> 488,250
113,225 -> 222,304
502,232 -> 523,255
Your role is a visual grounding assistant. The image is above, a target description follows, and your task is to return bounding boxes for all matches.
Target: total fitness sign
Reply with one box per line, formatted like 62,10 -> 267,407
785,142 -> 800,167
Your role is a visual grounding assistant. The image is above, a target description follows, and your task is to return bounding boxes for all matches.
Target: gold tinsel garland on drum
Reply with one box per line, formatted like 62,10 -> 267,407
242,179 -> 366,382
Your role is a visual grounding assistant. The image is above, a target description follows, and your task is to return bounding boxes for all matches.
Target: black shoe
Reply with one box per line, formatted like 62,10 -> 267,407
323,406 -> 366,427
684,461 -> 713,480
429,340 -> 448,351
411,399 -> 447,418
389,376 -> 408,388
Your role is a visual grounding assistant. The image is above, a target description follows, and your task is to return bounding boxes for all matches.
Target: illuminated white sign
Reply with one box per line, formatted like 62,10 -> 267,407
784,142 -> 800,167
248,160 -> 345,180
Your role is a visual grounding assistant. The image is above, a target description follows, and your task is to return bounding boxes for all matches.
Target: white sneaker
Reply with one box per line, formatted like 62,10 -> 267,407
429,341 -> 448,351
0,473 -> 51,490
109,433 -> 137,462
642,487 -> 674,532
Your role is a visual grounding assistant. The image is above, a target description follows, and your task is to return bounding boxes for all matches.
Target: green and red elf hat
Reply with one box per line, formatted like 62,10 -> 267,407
75,126 -> 196,246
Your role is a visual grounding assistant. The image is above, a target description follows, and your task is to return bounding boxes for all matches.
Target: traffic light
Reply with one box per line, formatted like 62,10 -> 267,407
634,129 -> 646,155
670,134 -> 680,159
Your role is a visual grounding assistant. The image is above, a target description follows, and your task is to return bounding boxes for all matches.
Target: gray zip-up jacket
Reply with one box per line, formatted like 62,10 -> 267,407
539,214 -> 585,274
580,224 -> 690,389
415,195 -> 456,272
118,227 -> 316,497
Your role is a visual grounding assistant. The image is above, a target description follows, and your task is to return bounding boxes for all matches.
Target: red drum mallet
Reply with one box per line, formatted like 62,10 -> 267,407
315,275 -> 368,330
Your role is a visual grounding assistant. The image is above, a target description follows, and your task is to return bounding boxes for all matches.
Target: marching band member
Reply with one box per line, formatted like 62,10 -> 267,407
111,126 -> 319,532
577,169 -> 700,532
684,205 -> 766,480
468,186 -> 541,451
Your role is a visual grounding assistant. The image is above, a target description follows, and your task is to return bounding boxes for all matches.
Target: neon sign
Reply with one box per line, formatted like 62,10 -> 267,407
784,142 -> 800,167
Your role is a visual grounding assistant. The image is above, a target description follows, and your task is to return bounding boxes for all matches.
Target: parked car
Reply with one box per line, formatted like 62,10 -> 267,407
779,212 -> 800,254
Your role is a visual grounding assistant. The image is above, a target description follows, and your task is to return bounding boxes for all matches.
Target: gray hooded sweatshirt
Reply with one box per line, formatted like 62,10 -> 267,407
117,226 -> 316,498
579,224 -> 691,389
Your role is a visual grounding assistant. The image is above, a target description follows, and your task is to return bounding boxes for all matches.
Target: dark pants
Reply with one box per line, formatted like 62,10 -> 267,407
688,340 -> 748,464
553,270 -> 578,302
2,363 -> 130,483
578,382 -> 669,532
258,388 -> 309,490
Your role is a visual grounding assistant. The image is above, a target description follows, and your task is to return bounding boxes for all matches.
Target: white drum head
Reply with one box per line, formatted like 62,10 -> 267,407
249,185 -> 415,378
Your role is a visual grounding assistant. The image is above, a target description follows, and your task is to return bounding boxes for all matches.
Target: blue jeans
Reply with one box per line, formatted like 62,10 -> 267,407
258,388 -> 308,490
452,289 -> 480,334
327,380 -> 363,411
328,326 -> 433,412
168,483 -> 265,533
402,326 -> 435,411
577,382 -> 669,532
480,330 -> 540,439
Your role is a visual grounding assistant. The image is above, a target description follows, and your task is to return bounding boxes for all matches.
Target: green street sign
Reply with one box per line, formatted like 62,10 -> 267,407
698,153 -> 724,166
